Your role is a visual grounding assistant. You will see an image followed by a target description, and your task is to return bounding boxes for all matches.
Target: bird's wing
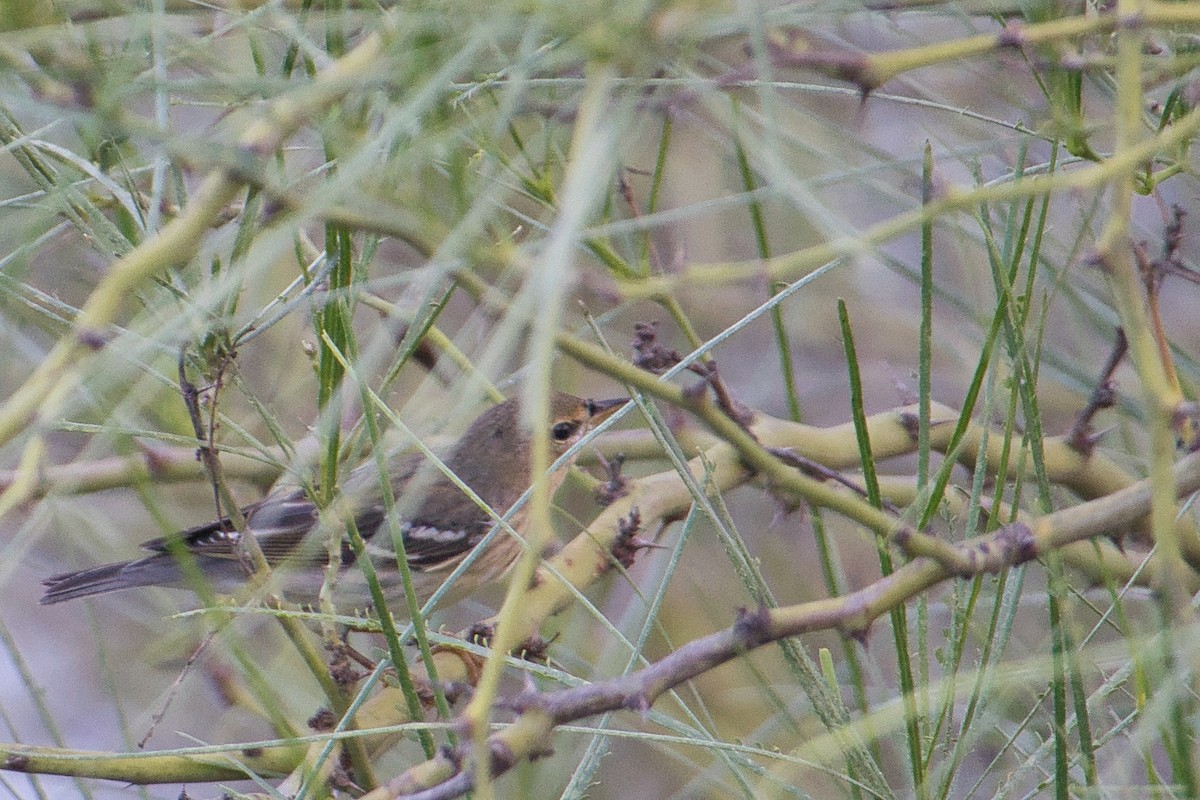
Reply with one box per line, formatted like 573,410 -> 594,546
343,453 -> 483,571
138,458 -> 488,572
394,522 -> 475,570
139,489 -> 320,564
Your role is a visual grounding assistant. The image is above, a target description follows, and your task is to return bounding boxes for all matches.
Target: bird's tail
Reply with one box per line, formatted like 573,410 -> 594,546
41,559 -> 159,604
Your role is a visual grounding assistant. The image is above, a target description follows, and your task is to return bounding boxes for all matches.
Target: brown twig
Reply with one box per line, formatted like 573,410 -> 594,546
768,446 -> 905,516
1133,205 -> 1199,449
1065,327 -> 1128,455
630,320 -> 689,375
593,451 -> 629,506
1134,206 -> 1188,382
616,171 -> 667,274
609,507 -> 660,569
178,340 -> 242,527
137,631 -> 218,749
631,321 -> 753,431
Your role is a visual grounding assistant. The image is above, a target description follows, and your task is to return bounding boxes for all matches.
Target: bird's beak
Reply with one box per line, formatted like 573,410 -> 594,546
586,397 -> 629,425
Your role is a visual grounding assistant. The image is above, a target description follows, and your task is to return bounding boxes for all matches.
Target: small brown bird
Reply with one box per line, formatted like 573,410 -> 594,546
41,392 -> 627,607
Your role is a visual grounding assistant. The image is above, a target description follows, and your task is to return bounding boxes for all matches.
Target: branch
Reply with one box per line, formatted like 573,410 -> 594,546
0,742 -> 301,784
0,445 -> 282,499
367,449 -> 1200,800
0,31 -> 391,525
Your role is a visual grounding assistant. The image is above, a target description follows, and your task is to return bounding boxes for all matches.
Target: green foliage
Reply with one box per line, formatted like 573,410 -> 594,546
1,1 -> 1199,799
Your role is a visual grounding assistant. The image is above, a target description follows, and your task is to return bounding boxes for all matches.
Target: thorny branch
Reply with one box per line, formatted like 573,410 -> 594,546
631,320 -> 752,428
367,449 -> 1200,800
1065,327 -> 1128,455
179,341 -> 235,521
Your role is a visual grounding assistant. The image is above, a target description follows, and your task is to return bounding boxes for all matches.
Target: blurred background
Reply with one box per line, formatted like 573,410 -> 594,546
1,1 -> 1198,798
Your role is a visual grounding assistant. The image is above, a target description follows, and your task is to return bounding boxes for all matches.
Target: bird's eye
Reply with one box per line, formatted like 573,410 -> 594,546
552,420 -> 579,441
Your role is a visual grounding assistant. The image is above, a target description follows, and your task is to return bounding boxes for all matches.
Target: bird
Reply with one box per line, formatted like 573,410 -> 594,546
41,392 -> 628,608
